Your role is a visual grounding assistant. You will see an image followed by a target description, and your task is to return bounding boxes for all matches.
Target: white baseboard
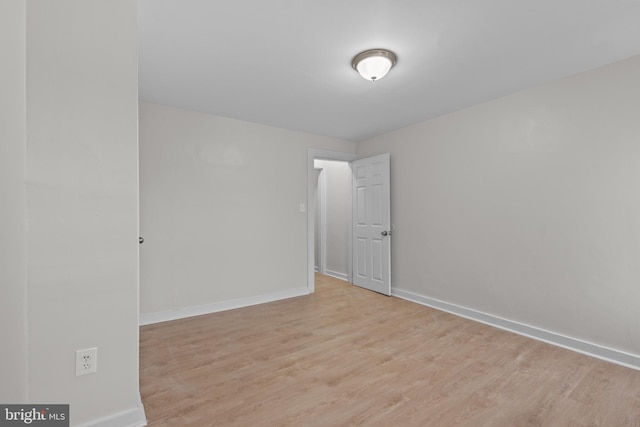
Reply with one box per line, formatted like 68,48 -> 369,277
140,287 -> 309,326
325,269 -> 349,282
392,287 -> 640,371
78,394 -> 147,427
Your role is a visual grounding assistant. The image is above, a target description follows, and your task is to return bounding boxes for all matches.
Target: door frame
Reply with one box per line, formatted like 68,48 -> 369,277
307,148 -> 356,293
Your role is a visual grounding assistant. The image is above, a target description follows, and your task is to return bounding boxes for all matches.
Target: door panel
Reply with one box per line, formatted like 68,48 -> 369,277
356,186 -> 367,225
356,237 -> 367,279
351,153 -> 391,295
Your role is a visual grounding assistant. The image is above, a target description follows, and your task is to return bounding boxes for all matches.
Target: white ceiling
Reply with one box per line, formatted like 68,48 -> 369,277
138,0 -> 640,142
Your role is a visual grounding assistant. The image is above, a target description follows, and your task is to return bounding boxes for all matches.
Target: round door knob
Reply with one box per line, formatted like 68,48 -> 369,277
381,231 -> 388,236
139,237 -> 144,244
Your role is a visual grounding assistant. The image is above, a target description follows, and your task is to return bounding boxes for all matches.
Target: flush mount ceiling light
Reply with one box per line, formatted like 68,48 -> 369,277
352,49 -> 397,81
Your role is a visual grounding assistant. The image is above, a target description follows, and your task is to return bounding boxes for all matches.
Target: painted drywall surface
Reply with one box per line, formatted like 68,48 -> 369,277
139,102 -> 356,315
314,160 -> 350,278
25,0 -> 140,424
358,55 -> 640,356
0,0 -> 27,403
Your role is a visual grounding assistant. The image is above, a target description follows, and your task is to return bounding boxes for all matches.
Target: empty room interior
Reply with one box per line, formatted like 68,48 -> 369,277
3,1 -> 640,426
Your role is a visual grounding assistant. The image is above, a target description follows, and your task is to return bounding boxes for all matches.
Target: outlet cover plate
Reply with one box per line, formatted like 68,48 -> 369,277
76,347 -> 98,376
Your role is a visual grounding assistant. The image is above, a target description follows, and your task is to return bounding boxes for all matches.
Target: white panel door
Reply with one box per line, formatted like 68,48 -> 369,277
352,153 -> 391,295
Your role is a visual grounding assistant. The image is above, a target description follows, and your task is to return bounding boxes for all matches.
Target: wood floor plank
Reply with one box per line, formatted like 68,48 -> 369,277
140,274 -> 640,426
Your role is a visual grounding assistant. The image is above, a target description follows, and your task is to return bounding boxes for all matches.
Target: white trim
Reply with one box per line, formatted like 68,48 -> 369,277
392,288 -> 640,371
325,269 -> 349,282
78,394 -> 147,427
307,149 -> 356,293
140,287 -> 309,326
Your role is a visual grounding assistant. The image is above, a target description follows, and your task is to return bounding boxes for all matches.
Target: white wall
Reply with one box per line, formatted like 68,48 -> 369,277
314,160 -> 350,279
20,1 -> 141,425
139,102 -> 355,318
358,55 -> 640,361
0,0 -> 27,403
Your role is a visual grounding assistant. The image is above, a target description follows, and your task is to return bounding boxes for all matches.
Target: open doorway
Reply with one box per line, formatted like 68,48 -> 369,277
307,149 -> 356,293
314,159 -> 350,281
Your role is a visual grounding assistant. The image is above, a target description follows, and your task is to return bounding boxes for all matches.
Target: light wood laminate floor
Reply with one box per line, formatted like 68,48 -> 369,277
140,274 -> 640,426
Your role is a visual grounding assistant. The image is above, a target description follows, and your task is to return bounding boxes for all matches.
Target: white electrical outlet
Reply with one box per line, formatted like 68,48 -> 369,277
76,347 -> 98,376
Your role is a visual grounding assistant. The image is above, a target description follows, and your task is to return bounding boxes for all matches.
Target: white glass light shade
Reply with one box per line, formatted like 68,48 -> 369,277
352,49 -> 397,81
356,56 -> 392,81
